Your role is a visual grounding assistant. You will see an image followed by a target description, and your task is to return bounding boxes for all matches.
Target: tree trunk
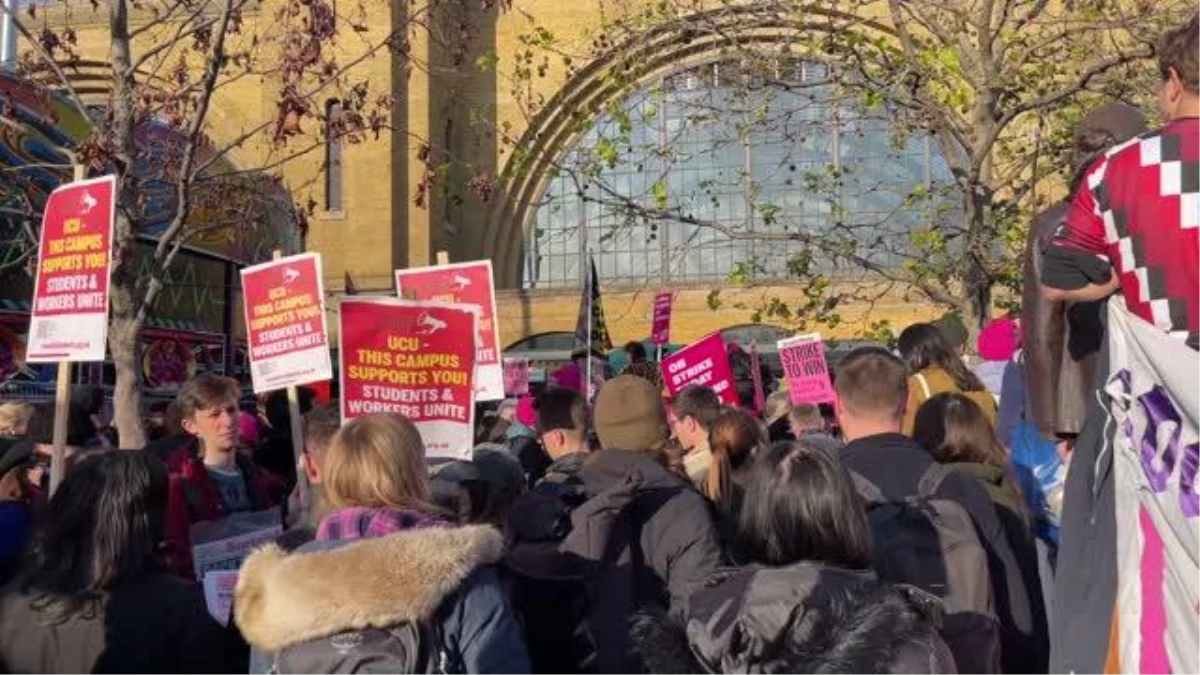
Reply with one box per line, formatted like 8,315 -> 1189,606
108,0 -> 145,448
109,292 -> 145,449
962,185 -> 993,348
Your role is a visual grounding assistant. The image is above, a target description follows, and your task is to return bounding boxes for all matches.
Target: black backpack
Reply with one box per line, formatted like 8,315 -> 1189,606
851,465 -> 1002,674
505,473 -> 656,673
272,617 -> 460,674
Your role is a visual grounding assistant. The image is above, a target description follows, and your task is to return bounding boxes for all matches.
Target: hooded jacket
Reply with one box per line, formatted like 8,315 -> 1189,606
505,448 -> 723,672
234,524 -> 529,674
631,563 -> 955,674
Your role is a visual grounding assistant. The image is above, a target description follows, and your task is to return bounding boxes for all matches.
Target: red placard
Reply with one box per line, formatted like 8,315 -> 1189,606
27,176 -> 116,362
395,261 -> 502,401
661,332 -> 739,405
339,297 -> 477,460
778,333 -> 836,405
651,292 -> 673,346
240,253 -> 332,393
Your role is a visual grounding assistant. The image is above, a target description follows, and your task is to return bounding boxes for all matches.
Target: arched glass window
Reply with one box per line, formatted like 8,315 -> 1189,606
522,59 -> 959,288
324,100 -> 344,211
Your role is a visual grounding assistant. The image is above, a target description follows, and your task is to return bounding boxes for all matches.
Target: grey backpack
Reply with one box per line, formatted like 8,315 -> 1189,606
272,621 -> 460,674
852,464 -> 1002,674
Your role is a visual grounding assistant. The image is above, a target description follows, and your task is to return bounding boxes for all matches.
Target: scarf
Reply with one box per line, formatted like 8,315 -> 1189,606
315,507 -> 445,542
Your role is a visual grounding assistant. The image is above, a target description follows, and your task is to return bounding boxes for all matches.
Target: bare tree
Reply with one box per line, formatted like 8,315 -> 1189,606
7,0 -> 500,446
499,0 -> 1189,336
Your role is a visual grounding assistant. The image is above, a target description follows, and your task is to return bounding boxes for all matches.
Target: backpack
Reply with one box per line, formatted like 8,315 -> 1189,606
272,615 -> 460,674
505,473 -> 655,673
851,465 -> 1002,674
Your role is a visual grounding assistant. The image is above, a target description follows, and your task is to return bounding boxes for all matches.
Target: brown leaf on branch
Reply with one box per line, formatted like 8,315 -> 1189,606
38,29 -> 61,57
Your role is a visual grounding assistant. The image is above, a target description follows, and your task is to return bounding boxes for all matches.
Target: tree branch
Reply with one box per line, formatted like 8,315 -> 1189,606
149,0 -> 234,278
0,8 -> 93,126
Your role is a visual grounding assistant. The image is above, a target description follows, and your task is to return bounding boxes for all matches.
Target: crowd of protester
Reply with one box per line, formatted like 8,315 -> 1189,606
0,14 -> 1194,675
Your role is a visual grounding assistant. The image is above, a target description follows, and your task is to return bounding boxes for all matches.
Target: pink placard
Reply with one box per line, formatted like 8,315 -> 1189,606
651,292 -> 673,346
778,333 -> 835,405
661,332 -> 739,405
504,358 -> 530,396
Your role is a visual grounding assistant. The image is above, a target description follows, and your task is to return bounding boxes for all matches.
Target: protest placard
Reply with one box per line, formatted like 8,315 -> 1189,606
661,332 -> 739,405
651,292 -> 673,346
27,176 -> 116,363
339,297 -> 478,460
241,253 -> 332,393
778,333 -> 835,405
202,570 -> 239,626
396,261 -> 503,401
504,358 -> 530,396
189,507 -> 282,582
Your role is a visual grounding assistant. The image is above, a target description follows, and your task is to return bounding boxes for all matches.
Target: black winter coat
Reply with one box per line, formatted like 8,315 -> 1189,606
840,434 -> 1049,674
0,574 -> 237,673
631,562 -> 956,674
505,448 -> 724,673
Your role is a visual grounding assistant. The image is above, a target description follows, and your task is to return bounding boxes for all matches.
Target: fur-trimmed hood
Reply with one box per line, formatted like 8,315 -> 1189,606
234,524 -> 504,653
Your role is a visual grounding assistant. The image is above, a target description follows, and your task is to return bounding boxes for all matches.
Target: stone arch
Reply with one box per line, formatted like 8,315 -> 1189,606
482,5 -> 895,288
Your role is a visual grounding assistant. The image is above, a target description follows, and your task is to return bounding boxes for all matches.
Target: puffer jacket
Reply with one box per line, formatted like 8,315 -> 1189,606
234,524 -> 529,673
505,448 -> 723,673
630,562 -> 955,674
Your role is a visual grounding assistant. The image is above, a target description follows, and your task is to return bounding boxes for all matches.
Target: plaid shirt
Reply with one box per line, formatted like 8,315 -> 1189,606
316,507 -> 446,542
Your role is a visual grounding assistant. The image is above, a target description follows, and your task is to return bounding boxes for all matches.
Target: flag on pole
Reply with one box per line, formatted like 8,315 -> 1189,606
574,256 -> 612,354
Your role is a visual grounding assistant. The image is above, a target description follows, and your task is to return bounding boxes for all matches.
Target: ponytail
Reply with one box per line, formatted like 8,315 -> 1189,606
705,409 -> 764,512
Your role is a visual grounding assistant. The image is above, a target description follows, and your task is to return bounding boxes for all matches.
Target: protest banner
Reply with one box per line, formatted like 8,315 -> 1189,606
662,332 -> 739,405
339,297 -> 478,460
1105,303 -> 1198,675
395,260 -> 503,401
202,570 -> 239,626
27,175 -> 116,364
651,291 -> 673,346
27,170 -> 115,496
778,333 -> 836,405
189,507 -> 282,582
241,252 -> 332,393
504,358 -> 530,396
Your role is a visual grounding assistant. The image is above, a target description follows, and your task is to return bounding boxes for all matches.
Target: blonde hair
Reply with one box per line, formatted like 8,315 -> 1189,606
764,391 -> 792,424
0,401 -> 35,436
321,413 -> 438,514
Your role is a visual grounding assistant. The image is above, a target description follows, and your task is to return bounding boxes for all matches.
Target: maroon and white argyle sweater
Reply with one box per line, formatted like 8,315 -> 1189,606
1045,117 -> 1199,349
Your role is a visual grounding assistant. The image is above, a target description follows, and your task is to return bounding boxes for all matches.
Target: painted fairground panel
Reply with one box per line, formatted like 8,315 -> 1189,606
0,71 -> 293,395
